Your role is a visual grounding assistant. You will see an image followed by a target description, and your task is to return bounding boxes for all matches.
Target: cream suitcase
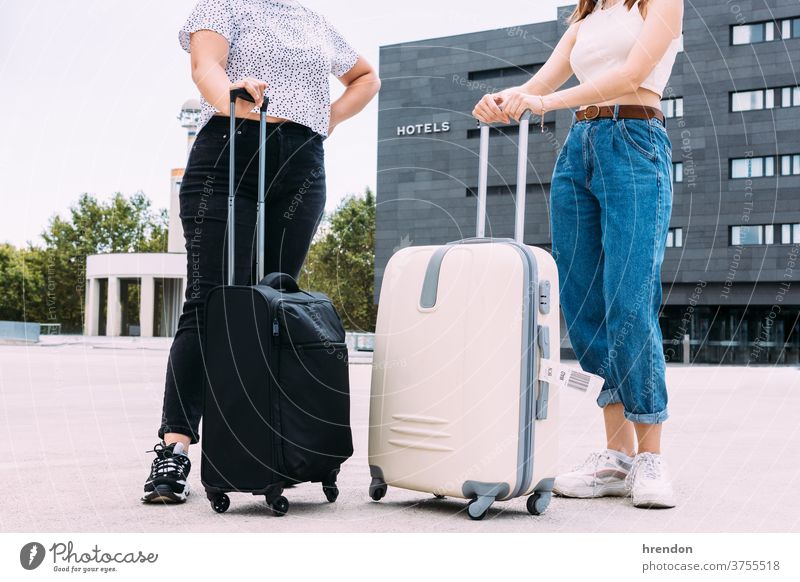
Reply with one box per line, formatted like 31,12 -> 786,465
369,114 -> 569,520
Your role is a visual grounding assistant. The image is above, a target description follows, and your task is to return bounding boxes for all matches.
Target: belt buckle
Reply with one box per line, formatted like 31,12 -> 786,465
583,104 -> 601,120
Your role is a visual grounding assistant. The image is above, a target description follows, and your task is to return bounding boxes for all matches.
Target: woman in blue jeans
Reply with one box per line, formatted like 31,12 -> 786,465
474,0 -> 683,509
141,0 -> 379,504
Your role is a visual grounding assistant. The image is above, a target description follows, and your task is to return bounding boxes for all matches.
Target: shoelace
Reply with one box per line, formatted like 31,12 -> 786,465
147,443 -> 188,478
626,454 -> 660,489
570,451 -> 611,496
573,450 -> 606,472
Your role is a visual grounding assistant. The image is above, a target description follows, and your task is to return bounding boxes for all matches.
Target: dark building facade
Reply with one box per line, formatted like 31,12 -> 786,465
374,0 -> 800,364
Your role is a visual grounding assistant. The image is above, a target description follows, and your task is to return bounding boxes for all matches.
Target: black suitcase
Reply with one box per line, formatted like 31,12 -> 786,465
200,89 -> 353,516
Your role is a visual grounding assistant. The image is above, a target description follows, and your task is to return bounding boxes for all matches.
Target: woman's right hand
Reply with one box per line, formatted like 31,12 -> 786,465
230,77 -> 269,110
472,90 -> 512,124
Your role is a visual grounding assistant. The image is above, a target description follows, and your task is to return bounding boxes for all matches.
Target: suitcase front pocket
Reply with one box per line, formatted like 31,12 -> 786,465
275,342 -> 353,483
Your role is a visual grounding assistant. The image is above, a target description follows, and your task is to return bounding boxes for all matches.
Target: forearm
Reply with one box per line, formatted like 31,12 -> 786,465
192,60 -> 252,117
518,69 -> 571,97
495,77 -> 559,98
331,72 -> 381,126
543,66 -> 644,111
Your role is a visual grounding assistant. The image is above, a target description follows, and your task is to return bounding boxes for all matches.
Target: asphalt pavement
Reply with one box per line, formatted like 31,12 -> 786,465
1,336 -> 798,533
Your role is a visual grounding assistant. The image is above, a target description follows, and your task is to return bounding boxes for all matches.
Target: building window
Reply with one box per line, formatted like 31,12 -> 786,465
793,17 -> 800,39
731,86 -> 800,111
730,224 -> 800,246
467,63 -> 542,82
731,88 -> 773,111
732,18 -> 800,45
780,154 -> 800,176
661,97 -> 683,118
731,156 -> 774,178
781,86 -> 800,107
666,227 -> 683,248
780,223 -> 800,244
730,154 -> 800,178
732,21 -> 770,45
731,224 -> 776,246
671,162 -> 684,183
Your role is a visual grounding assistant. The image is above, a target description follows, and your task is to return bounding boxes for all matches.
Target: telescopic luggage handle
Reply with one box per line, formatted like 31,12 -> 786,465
476,110 -> 533,243
227,88 -> 270,286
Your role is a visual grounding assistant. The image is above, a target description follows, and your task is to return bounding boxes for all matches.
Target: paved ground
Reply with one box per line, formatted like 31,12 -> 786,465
1,336 -> 799,533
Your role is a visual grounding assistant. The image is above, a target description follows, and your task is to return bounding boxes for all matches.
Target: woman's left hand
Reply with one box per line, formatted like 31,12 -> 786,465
502,91 -> 545,122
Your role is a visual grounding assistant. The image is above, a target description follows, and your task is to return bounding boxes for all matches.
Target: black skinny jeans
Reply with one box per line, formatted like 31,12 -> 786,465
158,115 -> 326,444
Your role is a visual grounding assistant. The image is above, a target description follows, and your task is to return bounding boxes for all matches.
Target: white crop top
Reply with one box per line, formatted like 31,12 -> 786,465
569,0 -> 682,98
179,0 -> 360,137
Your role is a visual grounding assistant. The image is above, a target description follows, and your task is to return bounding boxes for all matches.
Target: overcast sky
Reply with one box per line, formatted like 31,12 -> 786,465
0,0 -> 568,247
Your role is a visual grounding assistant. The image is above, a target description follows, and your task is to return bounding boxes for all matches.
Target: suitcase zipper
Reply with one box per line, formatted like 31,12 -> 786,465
507,241 -> 539,499
270,316 -> 287,478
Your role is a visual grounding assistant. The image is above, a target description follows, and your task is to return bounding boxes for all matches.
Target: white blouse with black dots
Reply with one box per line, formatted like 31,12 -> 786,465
179,0 -> 360,137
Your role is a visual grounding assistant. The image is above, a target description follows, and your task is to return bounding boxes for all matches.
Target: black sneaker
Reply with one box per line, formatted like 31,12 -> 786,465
141,441 -> 191,503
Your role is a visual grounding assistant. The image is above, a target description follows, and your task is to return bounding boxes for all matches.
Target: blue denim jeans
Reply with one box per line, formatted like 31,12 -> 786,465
549,106 -> 673,424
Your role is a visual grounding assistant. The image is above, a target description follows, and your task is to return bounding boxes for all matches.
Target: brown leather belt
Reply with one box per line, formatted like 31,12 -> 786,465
574,104 -> 665,124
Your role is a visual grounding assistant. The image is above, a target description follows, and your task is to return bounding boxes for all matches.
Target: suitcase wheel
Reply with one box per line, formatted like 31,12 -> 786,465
368,477 -> 387,502
527,492 -> 552,516
323,470 -> 340,503
210,494 -> 230,514
323,484 -> 339,503
467,497 -> 492,521
267,495 -> 290,517
434,494 -> 446,500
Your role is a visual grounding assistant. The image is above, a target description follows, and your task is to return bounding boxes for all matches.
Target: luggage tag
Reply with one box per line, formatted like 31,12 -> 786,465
537,359 -> 605,392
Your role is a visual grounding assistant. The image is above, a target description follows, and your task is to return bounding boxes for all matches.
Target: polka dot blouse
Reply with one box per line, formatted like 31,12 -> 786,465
179,0 -> 360,137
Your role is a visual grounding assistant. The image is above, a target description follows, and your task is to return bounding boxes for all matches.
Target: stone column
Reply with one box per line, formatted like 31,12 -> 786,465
84,278 -> 100,336
107,277 -> 121,337
139,276 -> 155,338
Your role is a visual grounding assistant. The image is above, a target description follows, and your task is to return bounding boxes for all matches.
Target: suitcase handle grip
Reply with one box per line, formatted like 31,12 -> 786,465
229,87 -> 268,111
476,110 -> 533,243
260,273 -> 301,293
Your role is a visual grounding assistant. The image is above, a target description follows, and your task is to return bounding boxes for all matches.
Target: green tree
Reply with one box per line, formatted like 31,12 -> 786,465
0,244 -> 47,323
300,188 -> 377,332
33,191 -> 168,333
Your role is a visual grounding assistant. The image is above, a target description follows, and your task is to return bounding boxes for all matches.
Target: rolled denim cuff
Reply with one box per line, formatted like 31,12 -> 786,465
596,386 -> 623,408
624,408 -> 669,425
158,424 -> 200,445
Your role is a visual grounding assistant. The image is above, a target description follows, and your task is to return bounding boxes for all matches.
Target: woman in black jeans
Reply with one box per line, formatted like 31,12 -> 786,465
142,0 -> 380,504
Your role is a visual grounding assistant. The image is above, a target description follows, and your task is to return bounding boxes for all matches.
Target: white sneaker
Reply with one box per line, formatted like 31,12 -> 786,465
553,449 -> 633,498
626,452 -> 676,509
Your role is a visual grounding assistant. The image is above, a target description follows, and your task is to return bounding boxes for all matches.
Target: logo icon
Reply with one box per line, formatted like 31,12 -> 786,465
393,233 -> 413,254
20,542 -> 46,570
